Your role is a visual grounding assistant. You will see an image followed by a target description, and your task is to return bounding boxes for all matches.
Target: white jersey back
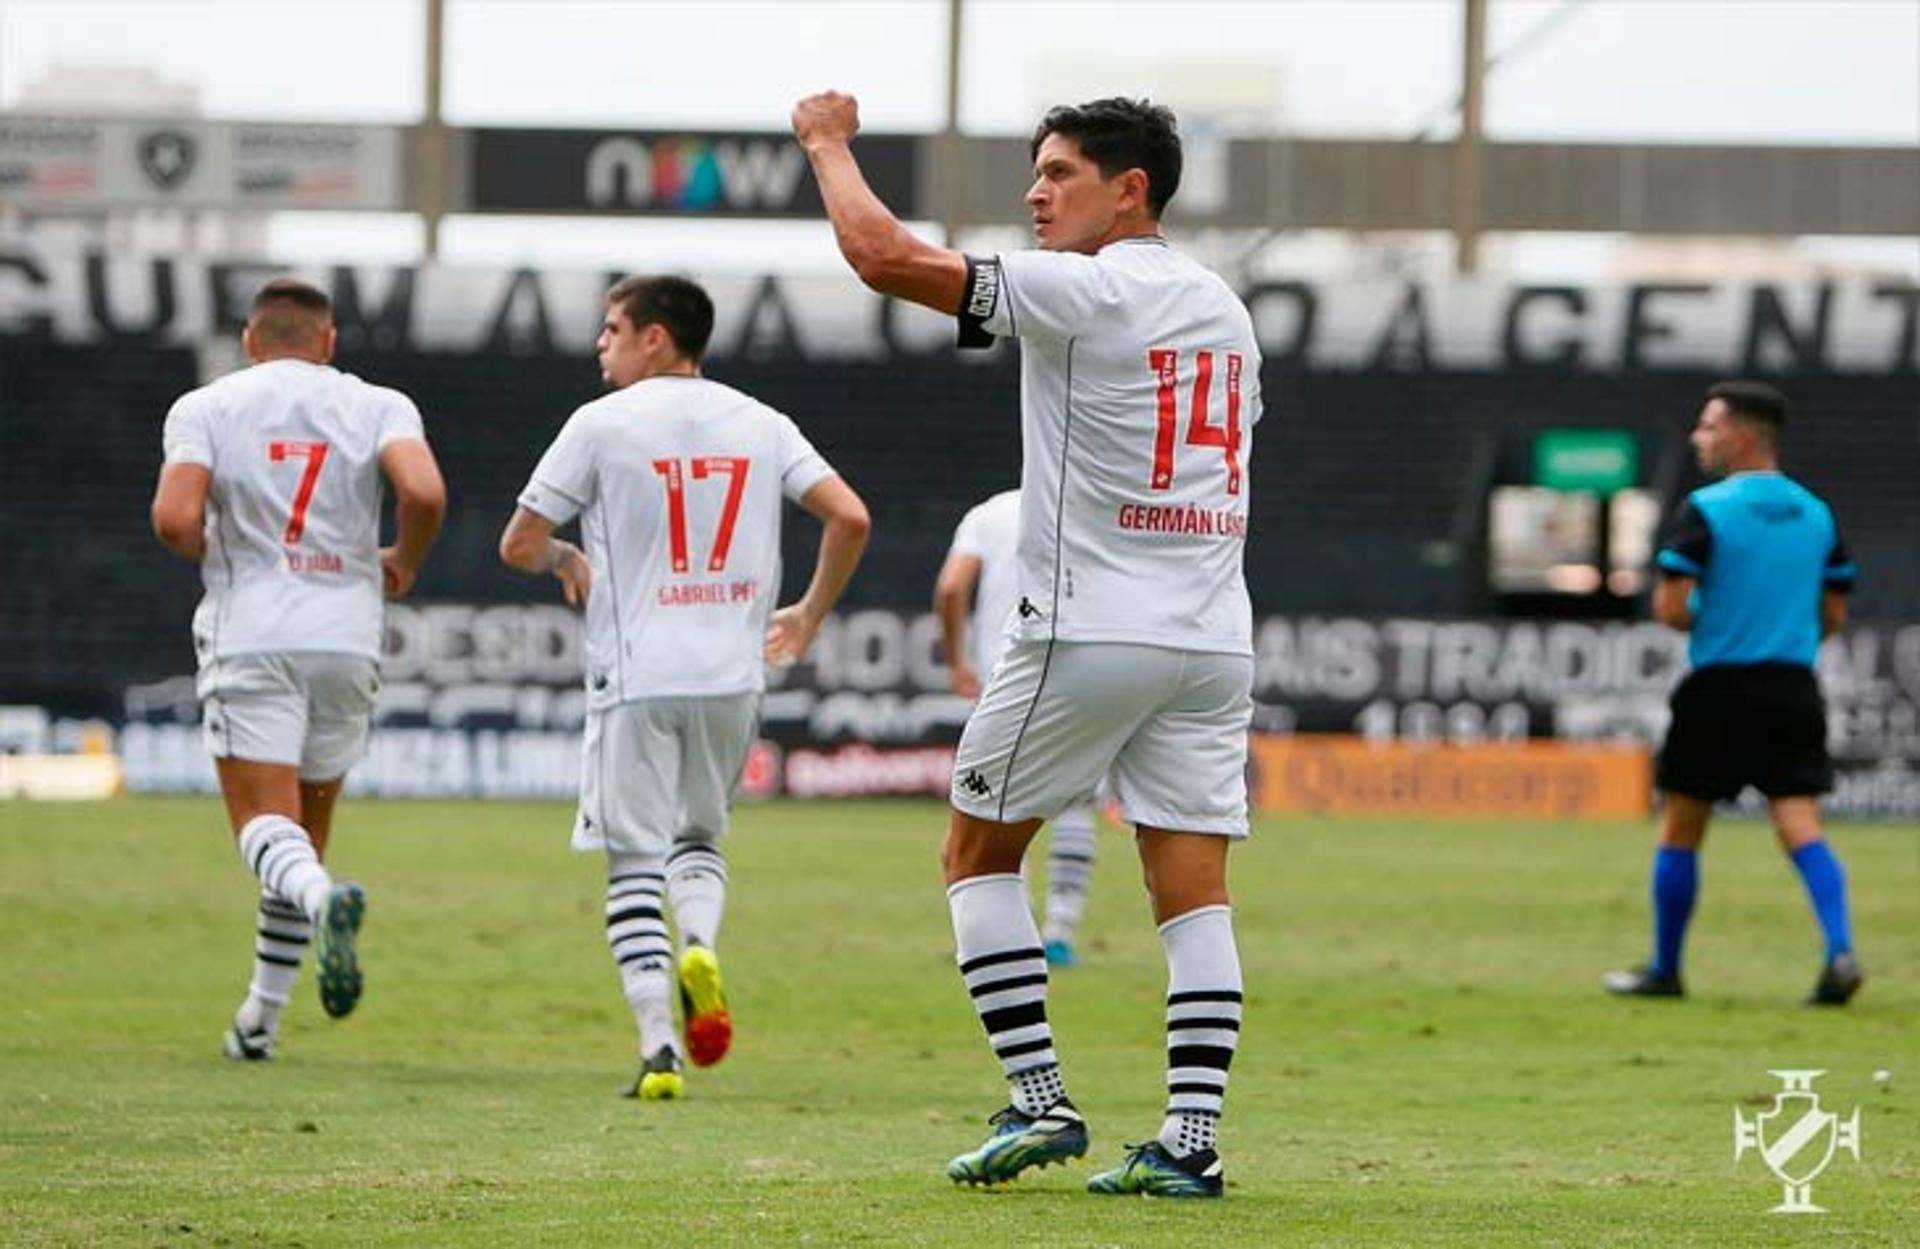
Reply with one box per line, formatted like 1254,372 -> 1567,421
947,489 -> 1022,677
973,237 -> 1262,655
162,359 -> 425,663
517,375 -> 833,706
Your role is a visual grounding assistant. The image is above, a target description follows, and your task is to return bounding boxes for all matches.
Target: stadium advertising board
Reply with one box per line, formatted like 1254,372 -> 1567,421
76,610 -> 1920,816
1248,735 -> 1651,820
468,129 -> 920,217
0,118 -> 402,210
2,247 -> 1915,373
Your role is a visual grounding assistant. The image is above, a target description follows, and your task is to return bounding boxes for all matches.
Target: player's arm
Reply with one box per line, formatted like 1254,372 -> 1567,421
378,439 -> 447,600
766,474 -> 872,666
1650,497 -> 1709,632
932,552 -> 983,698
150,462 -> 211,562
499,507 -> 591,608
792,91 -> 966,314
1652,574 -> 1695,631
1820,590 -> 1848,638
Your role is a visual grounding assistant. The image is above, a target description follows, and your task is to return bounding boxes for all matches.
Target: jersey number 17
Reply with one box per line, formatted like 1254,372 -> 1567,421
651,456 -> 750,574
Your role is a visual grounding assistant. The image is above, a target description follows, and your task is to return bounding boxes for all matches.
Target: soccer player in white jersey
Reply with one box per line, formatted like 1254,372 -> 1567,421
151,278 -> 447,1061
499,275 -> 870,1100
936,489 -> 1100,969
797,93 -> 1260,1198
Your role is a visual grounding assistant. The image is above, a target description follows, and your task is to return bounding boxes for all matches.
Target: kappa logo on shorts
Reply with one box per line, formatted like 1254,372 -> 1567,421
958,769 -> 992,798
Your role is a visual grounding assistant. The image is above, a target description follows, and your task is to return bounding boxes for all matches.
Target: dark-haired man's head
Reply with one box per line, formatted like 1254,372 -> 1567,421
1025,98 -> 1181,254
1692,380 -> 1788,476
244,277 -> 335,363
599,274 -> 714,387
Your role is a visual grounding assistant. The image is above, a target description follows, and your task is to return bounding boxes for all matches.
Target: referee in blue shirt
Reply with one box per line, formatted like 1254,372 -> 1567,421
1605,381 -> 1863,1006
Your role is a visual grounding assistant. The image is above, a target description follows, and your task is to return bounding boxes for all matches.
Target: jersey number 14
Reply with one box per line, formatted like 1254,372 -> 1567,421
1149,349 -> 1242,496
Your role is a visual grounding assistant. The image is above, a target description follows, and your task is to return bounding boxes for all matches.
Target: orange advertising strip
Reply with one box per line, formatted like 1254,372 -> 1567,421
1250,734 -> 1651,820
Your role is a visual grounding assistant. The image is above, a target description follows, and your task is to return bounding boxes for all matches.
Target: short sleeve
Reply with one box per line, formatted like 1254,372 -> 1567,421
162,393 -> 214,467
957,250 -> 1120,346
949,502 -> 990,558
376,390 -> 427,450
517,411 -> 596,526
1654,496 -> 1712,579
774,412 -> 833,502
1824,522 -> 1857,594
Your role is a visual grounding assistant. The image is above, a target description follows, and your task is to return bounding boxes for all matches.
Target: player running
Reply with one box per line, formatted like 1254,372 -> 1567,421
500,275 -> 870,1099
151,277 -> 446,1060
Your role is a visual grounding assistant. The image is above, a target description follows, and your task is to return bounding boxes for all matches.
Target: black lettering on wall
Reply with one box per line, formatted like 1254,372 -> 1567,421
1741,283 -> 1833,373
485,268 -> 556,354
84,254 -> 175,338
1243,280 -> 1317,366
331,266 -> 417,353
1502,286 -> 1587,367
1368,283 -> 1433,371
1621,283 -> 1710,370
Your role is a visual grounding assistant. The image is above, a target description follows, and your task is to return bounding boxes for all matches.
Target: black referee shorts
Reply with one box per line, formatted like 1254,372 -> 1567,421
1656,663 -> 1832,802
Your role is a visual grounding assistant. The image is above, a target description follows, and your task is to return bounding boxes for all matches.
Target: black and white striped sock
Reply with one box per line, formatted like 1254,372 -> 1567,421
605,854 -> 674,1057
1158,904 -> 1242,1159
235,814 -> 332,923
949,873 -> 1067,1116
236,890 -> 311,1035
665,840 -> 728,951
1041,805 -> 1097,945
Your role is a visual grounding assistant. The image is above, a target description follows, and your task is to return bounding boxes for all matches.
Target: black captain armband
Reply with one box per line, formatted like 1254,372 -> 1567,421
956,255 -> 1001,350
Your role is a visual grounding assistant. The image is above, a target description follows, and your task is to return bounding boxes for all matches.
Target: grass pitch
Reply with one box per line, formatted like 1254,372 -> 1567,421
1,797 -> 1914,1246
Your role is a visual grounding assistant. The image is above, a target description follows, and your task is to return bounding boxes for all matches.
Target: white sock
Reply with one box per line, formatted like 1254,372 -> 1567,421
1041,805 -> 1097,945
236,890 -> 310,1035
236,814 -> 332,924
949,873 -> 1066,1115
666,840 -> 728,952
605,853 -> 677,1058
1157,904 -> 1242,1159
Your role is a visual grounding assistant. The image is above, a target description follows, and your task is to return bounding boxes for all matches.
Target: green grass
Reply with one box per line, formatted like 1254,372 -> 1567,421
1,798 -> 1915,1246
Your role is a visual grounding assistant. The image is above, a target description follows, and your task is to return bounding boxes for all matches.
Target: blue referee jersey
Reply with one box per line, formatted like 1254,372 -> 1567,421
1655,471 -> 1855,669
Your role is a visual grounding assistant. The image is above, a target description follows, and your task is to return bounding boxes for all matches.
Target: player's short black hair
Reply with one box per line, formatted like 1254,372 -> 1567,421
1031,97 -> 1183,218
248,277 -> 332,346
1706,380 -> 1789,429
606,274 -> 714,362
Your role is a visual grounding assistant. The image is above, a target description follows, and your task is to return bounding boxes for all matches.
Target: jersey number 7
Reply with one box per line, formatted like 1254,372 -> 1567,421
1149,348 -> 1242,495
268,440 -> 330,544
652,456 -> 751,574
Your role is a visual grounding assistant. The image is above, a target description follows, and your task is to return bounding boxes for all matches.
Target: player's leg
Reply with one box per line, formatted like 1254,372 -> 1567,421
1774,798 -> 1862,1003
1088,651 -> 1247,1199
292,656 -> 379,1022
1607,671 -> 1725,999
942,640 -> 1144,1185
579,700 -> 683,1095
1758,667 -> 1860,1003
221,775 -> 341,1060
1040,802 -> 1097,967
203,655 -> 336,1049
666,694 -> 757,1068
1604,793 -> 1710,997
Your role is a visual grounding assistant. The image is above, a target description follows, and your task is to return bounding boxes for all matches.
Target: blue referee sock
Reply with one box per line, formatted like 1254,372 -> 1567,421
1649,847 -> 1698,980
1788,840 -> 1853,962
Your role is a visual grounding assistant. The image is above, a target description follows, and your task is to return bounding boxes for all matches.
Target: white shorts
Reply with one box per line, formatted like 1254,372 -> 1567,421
574,694 -> 760,857
951,640 -> 1252,837
198,652 -> 380,781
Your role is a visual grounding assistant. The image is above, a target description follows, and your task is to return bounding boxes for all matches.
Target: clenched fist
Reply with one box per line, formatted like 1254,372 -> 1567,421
792,91 -> 861,152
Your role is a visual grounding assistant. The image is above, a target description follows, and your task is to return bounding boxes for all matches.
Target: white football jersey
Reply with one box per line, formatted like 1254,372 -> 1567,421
947,489 -> 1022,677
967,237 -> 1263,655
162,359 -> 426,664
517,375 -> 834,706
